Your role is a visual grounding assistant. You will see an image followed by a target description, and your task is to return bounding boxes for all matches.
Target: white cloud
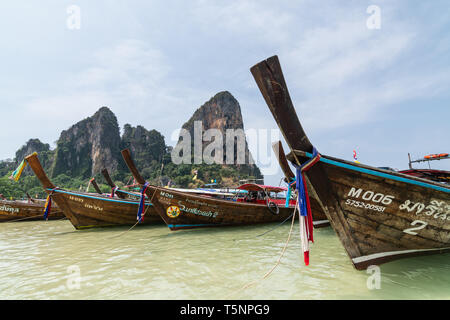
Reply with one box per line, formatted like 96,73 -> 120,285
1,0 -> 448,183
17,38 -> 213,153
272,9 -> 450,133
190,0 -> 293,44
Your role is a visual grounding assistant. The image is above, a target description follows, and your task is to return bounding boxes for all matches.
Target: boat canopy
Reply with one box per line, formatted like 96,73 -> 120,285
237,183 -> 287,193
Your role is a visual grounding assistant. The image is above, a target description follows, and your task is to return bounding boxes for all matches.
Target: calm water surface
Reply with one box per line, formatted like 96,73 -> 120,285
0,219 -> 449,299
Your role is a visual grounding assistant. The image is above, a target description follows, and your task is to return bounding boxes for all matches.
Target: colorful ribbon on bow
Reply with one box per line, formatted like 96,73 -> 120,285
43,189 -> 57,220
110,186 -> 119,198
43,195 -> 52,220
292,148 -> 321,266
137,182 -> 149,223
10,159 -> 27,182
285,179 -> 296,208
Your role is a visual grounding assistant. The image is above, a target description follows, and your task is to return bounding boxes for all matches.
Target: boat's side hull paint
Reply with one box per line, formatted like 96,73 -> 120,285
47,190 -> 160,229
144,185 -> 296,230
250,55 -> 450,269
310,158 -> 450,269
0,200 -> 63,222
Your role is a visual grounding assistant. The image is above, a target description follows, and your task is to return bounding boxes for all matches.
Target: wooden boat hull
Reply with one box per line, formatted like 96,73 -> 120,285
0,199 -> 64,222
250,55 -> 450,269
120,148 -> 307,230
308,196 -> 329,228
272,140 -> 329,228
290,151 -> 450,269
139,184 -> 295,230
43,189 -> 160,229
400,169 -> 450,185
24,153 -> 161,230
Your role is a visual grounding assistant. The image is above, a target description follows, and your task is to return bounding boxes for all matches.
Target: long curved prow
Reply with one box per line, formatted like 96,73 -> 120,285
24,153 -> 80,226
250,55 -> 313,164
25,192 -> 36,203
25,153 -> 57,190
120,149 -> 146,185
272,141 -> 295,183
89,178 -> 103,195
101,168 -> 116,189
101,168 -> 127,199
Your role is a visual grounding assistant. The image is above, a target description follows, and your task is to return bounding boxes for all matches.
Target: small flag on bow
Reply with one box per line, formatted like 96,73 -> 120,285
353,150 -> 360,163
10,159 -> 27,182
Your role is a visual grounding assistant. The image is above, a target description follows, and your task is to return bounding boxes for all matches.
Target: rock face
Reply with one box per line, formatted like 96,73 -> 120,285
183,91 -> 244,134
121,124 -> 168,171
15,139 -> 54,175
175,91 -> 262,179
6,92 -> 263,188
15,139 -> 51,164
51,107 -> 121,178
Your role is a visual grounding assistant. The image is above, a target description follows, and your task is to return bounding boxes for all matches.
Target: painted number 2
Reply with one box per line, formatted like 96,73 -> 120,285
403,220 -> 428,235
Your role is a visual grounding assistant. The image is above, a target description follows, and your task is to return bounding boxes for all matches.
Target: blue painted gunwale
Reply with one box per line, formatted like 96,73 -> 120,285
46,188 -> 153,205
303,152 -> 450,194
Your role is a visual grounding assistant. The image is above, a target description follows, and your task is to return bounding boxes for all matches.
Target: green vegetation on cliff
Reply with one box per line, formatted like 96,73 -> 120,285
1,96 -> 264,199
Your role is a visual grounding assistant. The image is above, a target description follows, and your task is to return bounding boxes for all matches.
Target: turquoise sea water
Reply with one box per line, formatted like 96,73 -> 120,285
0,219 -> 449,299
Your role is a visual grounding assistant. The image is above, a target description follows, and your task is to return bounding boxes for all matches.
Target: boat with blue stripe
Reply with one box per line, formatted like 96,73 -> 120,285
251,55 -> 450,270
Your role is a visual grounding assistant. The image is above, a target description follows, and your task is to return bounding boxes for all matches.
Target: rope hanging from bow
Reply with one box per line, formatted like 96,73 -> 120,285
137,182 -> 150,223
292,147 -> 321,266
43,188 -> 58,220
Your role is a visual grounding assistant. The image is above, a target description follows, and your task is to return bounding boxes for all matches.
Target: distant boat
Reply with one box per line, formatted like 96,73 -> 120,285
101,168 -> 143,200
399,169 -> 450,185
403,153 -> 450,185
25,153 -> 162,229
250,55 -> 450,270
0,197 -> 63,222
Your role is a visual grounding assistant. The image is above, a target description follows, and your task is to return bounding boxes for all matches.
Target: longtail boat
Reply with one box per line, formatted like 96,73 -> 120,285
250,55 -> 450,270
25,153 -> 161,229
399,169 -> 450,185
88,178 -> 103,195
0,198 -> 64,222
101,168 -> 145,201
121,149 -> 297,231
402,153 -> 450,184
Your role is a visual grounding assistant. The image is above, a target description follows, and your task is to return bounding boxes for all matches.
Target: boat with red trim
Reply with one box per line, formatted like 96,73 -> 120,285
399,169 -> 450,185
121,149 -> 298,231
401,153 -> 450,184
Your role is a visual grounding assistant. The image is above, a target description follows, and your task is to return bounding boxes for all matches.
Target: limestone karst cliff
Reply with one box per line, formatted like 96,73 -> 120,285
4,92 -> 263,191
174,91 -> 262,182
51,107 -> 122,179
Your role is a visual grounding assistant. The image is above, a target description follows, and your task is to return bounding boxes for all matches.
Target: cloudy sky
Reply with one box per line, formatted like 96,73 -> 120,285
1,0 -> 449,185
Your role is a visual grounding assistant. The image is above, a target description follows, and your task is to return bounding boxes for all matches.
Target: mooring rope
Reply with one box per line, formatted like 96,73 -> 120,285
255,212 -> 294,237
5,212 -> 68,223
225,198 -> 299,298
107,189 -> 157,239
